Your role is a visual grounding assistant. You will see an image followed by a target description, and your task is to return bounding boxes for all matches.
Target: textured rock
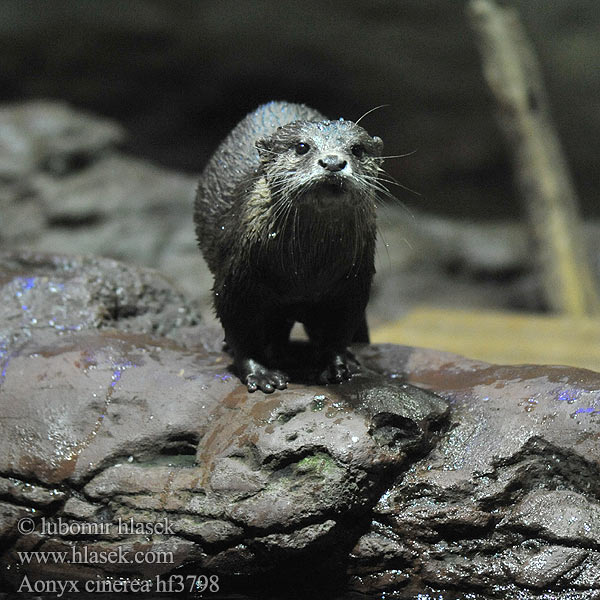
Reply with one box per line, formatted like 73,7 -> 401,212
0,250 -> 200,345
348,345 -> 600,598
0,251 -> 447,590
1,251 -> 599,599
0,101 -> 124,180
0,101 -> 205,304
0,253 -> 600,600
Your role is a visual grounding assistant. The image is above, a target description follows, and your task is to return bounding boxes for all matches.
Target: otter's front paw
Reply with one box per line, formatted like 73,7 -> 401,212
246,369 -> 289,393
318,351 -> 360,384
239,359 -> 289,393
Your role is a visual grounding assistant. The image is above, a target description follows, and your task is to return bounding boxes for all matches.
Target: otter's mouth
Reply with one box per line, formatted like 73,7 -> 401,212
317,173 -> 348,194
301,175 -> 357,211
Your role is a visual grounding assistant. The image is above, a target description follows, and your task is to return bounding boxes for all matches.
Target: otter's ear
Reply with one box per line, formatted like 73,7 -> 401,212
372,136 -> 384,156
255,138 -> 274,161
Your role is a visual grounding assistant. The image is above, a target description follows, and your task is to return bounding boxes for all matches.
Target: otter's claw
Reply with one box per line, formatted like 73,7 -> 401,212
243,363 -> 289,394
318,352 -> 360,384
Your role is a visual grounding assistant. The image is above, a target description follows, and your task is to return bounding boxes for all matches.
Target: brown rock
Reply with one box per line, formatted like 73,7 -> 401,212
1,250 -> 599,599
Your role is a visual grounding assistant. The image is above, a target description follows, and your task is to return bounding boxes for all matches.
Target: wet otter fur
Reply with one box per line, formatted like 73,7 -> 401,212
195,101 -> 384,392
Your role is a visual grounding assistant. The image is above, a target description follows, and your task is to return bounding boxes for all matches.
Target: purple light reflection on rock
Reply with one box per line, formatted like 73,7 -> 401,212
558,390 -> 578,403
109,359 -> 135,387
214,373 -> 232,382
574,407 -> 595,414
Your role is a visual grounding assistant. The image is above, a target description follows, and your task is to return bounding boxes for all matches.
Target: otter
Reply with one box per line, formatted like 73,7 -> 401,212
195,101 -> 384,393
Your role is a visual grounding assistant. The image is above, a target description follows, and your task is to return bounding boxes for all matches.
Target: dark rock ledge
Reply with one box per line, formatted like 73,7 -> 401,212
0,251 -> 599,600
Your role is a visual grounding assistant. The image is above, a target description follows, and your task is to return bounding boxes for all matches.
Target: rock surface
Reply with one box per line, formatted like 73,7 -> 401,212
1,251 -> 599,599
353,347 -> 600,598
0,101 -> 208,306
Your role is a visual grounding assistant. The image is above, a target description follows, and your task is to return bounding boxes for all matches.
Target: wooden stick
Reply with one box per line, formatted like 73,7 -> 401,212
467,0 -> 600,316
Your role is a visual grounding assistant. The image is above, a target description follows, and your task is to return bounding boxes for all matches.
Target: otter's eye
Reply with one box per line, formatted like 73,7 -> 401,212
295,142 -> 310,155
351,144 -> 365,159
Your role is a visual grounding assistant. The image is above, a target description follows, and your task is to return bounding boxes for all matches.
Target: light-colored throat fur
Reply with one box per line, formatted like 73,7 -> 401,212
241,175 -> 376,284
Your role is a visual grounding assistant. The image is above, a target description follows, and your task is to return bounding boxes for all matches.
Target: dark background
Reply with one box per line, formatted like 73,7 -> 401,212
2,0 -> 599,220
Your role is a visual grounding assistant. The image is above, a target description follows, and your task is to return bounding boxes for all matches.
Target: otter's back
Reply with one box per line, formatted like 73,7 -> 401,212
194,101 -> 325,271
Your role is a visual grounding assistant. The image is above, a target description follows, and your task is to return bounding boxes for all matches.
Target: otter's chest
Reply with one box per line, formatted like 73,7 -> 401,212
249,203 -> 375,300
265,238 -> 371,303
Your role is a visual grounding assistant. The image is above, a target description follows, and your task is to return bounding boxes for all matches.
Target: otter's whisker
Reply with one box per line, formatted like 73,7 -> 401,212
355,104 -> 391,126
378,150 -> 418,160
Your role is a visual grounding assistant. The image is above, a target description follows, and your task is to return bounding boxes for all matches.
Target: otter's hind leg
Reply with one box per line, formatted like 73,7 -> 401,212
304,301 -> 365,384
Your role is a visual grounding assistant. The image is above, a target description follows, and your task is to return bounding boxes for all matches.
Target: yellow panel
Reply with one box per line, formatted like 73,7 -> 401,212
371,307 -> 600,372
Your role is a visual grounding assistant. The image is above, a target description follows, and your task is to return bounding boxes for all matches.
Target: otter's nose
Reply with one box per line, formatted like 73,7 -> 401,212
318,155 -> 347,172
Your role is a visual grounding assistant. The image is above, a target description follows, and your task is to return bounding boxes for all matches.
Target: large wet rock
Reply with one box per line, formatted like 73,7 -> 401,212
350,347 -> 600,598
1,251 -> 599,599
0,251 -> 447,592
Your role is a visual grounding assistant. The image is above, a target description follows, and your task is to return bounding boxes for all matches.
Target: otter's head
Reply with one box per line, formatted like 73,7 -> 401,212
255,118 -> 383,210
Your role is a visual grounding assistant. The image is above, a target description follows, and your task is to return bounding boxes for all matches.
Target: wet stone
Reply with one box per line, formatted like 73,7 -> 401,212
505,544 -> 588,589
0,477 -> 66,507
500,489 -> 600,545
345,345 -> 600,599
1,250 -> 599,599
